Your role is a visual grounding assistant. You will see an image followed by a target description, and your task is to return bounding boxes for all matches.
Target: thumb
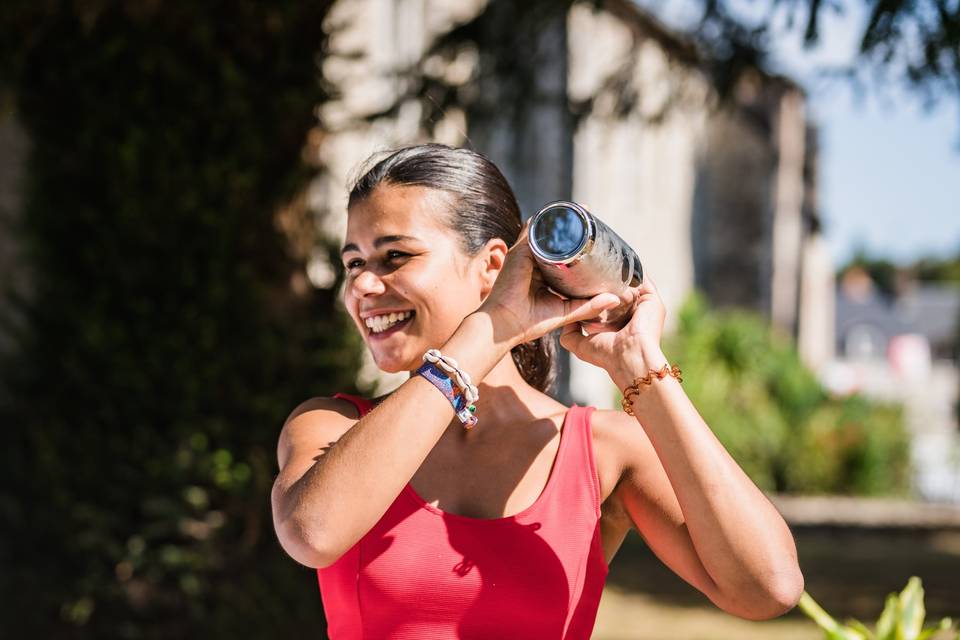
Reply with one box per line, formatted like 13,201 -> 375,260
510,218 -> 532,250
559,322 -> 586,354
561,292 -> 620,326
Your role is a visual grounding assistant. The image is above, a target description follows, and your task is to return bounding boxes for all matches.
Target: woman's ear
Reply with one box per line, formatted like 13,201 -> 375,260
478,237 -> 508,300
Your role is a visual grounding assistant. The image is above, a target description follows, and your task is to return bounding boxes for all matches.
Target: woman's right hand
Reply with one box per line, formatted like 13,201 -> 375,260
477,220 -> 621,348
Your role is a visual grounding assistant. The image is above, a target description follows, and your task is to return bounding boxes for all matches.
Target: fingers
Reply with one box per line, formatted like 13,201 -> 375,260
506,223 -> 534,266
579,318 -> 622,335
561,292 -> 619,326
498,220 -> 535,279
637,271 -> 659,296
510,218 -> 532,250
558,321 -> 584,354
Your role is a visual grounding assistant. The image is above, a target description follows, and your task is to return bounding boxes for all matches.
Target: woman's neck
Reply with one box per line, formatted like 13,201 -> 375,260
382,351 -> 559,441
455,352 -> 562,442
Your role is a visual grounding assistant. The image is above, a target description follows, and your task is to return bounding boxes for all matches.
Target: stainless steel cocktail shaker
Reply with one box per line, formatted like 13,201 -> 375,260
527,201 -> 643,327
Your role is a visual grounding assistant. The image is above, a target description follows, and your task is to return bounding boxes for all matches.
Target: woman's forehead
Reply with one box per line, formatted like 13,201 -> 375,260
345,184 -> 452,239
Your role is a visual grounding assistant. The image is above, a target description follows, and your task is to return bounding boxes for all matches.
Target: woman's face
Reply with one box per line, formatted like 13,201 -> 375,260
341,184 -> 491,373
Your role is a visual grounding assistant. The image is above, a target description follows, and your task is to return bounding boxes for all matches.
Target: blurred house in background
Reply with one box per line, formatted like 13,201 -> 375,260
308,0 -> 834,408
826,267 -> 960,501
836,267 -> 960,363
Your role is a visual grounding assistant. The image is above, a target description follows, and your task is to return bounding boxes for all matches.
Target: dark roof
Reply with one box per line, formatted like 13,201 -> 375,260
894,284 -> 960,345
836,291 -> 910,345
836,284 -> 960,353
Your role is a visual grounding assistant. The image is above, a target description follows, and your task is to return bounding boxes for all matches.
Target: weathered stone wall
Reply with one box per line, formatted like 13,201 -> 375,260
565,2 -> 710,407
692,79 -> 779,316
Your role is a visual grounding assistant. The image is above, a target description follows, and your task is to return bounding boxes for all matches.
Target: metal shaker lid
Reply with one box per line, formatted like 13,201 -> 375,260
528,201 -> 594,265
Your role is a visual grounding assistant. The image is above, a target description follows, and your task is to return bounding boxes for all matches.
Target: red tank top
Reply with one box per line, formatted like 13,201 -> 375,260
316,393 -> 609,639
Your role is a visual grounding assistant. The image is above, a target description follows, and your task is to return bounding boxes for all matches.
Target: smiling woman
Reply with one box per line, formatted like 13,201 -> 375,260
339,146 -> 557,391
340,182 -> 530,385
270,143 -> 804,639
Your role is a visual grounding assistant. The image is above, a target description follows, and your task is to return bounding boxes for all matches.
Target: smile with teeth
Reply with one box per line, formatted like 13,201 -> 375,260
365,310 -> 415,334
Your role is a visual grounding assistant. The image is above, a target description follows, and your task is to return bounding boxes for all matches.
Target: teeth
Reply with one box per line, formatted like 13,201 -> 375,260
364,310 -> 413,333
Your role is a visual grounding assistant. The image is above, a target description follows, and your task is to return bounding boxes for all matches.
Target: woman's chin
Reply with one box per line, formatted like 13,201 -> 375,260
370,352 -> 417,375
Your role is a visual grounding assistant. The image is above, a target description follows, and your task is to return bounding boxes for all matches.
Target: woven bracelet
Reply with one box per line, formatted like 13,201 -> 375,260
620,363 -> 683,416
417,350 -> 479,429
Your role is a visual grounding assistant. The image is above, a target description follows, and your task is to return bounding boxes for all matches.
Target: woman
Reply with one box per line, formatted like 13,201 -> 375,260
271,144 -> 803,638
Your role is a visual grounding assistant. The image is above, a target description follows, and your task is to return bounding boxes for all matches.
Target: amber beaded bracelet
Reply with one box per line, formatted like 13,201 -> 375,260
620,363 -> 683,416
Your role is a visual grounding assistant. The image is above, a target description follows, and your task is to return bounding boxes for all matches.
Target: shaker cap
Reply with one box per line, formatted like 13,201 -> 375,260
528,201 -> 592,264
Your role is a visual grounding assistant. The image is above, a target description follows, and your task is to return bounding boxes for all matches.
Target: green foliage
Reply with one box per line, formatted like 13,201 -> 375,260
0,2 -> 364,638
912,256 -> 960,285
784,395 -> 910,495
653,291 -> 911,494
693,0 -> 960,124
799,577 -> 958,640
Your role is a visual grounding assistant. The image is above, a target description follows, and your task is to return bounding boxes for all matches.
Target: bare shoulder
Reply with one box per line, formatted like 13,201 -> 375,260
587,408 -> 660,504
276,396 -> 362,472
284,396 -> 362,425
585,408 -> 654,556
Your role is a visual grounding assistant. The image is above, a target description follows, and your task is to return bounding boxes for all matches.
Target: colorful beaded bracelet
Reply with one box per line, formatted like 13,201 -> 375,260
422,349 -> 479,403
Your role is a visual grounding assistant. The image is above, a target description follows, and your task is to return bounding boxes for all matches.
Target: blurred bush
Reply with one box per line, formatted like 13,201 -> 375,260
0,3 -> 363,639
652,292 -> 911,495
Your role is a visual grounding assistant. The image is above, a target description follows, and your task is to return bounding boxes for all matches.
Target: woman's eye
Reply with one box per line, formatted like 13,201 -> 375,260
344,252 -> 409,270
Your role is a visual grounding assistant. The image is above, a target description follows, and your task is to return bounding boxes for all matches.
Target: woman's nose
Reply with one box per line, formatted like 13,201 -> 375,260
352,269 -> 387,296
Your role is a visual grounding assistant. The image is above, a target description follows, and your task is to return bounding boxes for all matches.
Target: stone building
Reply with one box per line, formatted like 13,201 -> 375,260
309,0 -> 835,407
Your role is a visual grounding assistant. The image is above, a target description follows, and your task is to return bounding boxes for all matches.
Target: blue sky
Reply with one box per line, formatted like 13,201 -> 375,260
637,0 -> 960,267
767,0 -> 960,267
815,92 -> 960,266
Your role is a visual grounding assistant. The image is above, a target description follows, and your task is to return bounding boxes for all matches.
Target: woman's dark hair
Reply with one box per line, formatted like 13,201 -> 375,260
347,143 -> 557,393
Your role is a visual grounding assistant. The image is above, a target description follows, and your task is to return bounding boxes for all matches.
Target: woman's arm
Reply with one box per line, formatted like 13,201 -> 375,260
560,275 -> 803,620
608,345 -> 803,620
272,311 -> 509,568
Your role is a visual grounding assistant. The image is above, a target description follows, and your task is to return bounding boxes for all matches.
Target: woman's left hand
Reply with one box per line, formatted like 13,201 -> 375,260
558,272 -> 668,388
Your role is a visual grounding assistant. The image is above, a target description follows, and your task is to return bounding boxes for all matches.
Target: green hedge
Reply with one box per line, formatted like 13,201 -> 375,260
0,3 -> 365,638
650,292 -> 911,495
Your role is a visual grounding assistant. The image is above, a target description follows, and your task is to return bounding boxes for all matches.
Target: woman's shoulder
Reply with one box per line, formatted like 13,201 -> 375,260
275,396 -> 364,472
583,408 -> 650,502
587,408 -> 651,463
282,394 -> 376,429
